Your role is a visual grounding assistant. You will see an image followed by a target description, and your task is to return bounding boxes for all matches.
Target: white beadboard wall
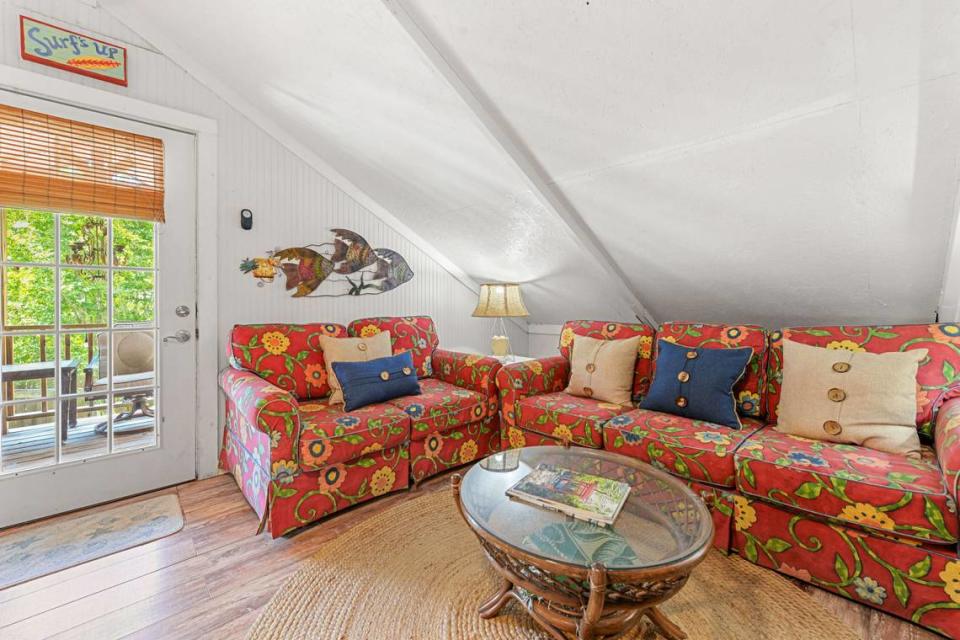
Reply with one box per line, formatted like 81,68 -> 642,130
0,0 -> 528,360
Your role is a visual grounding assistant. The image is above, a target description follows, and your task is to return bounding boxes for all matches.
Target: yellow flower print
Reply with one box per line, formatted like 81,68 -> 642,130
839,502 -> 895,530
370,466 -> 396,496
826,340 -> 865,352
508,427 -> 526,449
638,335 -> 653,359
662,336 -> 678,344
559,327 -> 575,348
271,459 -> 297,484
299,403 -> 326,412
738,390 -> 761,416
733,495 -> 757,531
464,354 -> 481,367
939,561 -> 960,604
262,331 -> 291,355
528,360 -> 544,376
361,442 -> 383,455
552,424 -> 573,442
460,439 -> 479,463
359,325 -> 381,338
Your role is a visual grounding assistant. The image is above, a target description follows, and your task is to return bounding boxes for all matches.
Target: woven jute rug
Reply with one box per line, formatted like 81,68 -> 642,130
248,489 -> 859,640
0,494 -> 183,589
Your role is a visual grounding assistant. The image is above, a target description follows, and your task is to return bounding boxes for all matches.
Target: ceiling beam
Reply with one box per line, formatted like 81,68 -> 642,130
382,0 -> 657,326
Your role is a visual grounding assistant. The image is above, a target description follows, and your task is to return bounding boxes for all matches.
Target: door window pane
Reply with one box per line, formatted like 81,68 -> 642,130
113,219 -> 154,268
60,268 -> 108,328
60,215 -> 108,266
112,390 -> 156,451
2,333 -> 57,402
113,271 -> 155,325
3,209 -> 54,263
111,330 -> 155,385
4,266 -> 55,327
60,393 -> 109,462
1,401 -> 56,473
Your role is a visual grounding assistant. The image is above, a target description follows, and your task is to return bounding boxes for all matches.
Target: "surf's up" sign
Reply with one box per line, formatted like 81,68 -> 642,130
19,16 -> 127,86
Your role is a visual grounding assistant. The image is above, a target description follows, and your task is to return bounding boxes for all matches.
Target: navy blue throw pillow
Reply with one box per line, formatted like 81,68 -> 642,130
333,352 -> 421,412
640,340 -> 751,429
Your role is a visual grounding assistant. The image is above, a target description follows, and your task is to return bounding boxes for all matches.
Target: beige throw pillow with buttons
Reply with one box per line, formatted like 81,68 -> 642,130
776,339 -> 927,458
320,332 -> 392,406
565,335 -> 640,406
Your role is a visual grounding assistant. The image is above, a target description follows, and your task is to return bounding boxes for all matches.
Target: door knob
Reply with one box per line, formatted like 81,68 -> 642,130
163,329 -> 192,343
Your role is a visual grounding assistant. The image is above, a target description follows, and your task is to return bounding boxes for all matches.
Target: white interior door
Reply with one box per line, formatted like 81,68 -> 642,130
0,91 -> 198,527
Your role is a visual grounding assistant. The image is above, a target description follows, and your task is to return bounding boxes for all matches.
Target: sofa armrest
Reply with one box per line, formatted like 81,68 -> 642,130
220,367 -> 301,462
495,356 -> 570,429
431,349 -> 502,419
936,396 -> 960,507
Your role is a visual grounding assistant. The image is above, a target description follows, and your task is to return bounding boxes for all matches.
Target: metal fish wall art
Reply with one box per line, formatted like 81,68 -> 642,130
239,229 -> 414,297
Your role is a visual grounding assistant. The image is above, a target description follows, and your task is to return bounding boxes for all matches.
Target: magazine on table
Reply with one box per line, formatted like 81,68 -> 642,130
506,463 -> 631,526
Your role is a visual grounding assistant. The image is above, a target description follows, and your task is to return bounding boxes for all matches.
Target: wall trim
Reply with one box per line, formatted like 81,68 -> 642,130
0,63 -> 221,478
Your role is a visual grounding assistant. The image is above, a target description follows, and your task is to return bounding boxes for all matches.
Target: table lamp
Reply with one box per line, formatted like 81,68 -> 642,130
472,283 -> 529,360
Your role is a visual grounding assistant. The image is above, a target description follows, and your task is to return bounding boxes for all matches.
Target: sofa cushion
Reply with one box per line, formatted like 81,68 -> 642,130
516,391 -> 628,448
558,320 -> 655,401
386,377 -> 486,441
229,323 -> 347,400
348,316 -> 439,378
603,408 -> 764,487
297,400 -> 410,471
735,426 -> 957,544
766,324 -> 960,438
656,322 -> 768,418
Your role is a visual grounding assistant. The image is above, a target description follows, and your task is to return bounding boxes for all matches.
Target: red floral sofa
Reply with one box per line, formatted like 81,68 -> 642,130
497,320 -> 960,637
219,316 -> 501,537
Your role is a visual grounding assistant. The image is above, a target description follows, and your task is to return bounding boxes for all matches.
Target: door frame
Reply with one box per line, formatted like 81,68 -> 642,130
0,64 -> 220,479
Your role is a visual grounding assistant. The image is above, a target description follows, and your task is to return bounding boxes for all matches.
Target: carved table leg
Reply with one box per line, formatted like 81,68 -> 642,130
478,577 -> 513,619
645,606 -> 687,640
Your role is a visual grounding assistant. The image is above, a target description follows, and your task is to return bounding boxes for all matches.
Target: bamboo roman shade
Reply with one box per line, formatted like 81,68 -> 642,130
0,103 -> 165,222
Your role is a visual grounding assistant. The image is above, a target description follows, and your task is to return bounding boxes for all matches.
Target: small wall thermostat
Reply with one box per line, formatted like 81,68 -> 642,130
240,208 -> 253,230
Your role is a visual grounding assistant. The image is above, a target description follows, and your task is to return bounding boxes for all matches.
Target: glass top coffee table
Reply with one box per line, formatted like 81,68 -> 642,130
452,446 -> 713,640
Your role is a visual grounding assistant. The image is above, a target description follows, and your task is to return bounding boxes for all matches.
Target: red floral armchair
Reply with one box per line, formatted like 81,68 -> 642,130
219,317 -> 501,537
498,320 -> 960,637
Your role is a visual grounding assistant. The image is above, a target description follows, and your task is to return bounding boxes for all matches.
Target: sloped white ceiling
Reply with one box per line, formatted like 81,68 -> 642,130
107,0 -> 960,327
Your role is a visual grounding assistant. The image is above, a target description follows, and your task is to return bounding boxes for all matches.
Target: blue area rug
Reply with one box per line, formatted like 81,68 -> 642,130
0,494 -> 183,589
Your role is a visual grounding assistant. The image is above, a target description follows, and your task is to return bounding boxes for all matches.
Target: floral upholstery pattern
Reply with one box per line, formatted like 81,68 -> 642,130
733,496 -> 960,638
603,408 -> 764,487
736,427 -> 957,544
766,324 -> 960,437
687,479 -> 736,552
936,397 -> 960,506
229,323 -> 347,399
431,349 -> 501,419
270,446 -> 409,537
298,400 -> 410,471
656,322 -> 768,417
348,316 -> 439,378
220,398 -> 270,524
497,356 -> 571,429
516,391 -> 628,448
410,415 -> 501,484
502,425 -> 567,450
558,320 -> 655,400
219,367 -> 300,464
386,377 -> 486,440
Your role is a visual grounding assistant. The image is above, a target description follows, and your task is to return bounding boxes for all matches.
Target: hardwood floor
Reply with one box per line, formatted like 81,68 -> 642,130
0,472 -> 943,640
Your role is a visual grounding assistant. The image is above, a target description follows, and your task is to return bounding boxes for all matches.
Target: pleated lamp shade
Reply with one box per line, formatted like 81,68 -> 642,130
471,283 -> 530,318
